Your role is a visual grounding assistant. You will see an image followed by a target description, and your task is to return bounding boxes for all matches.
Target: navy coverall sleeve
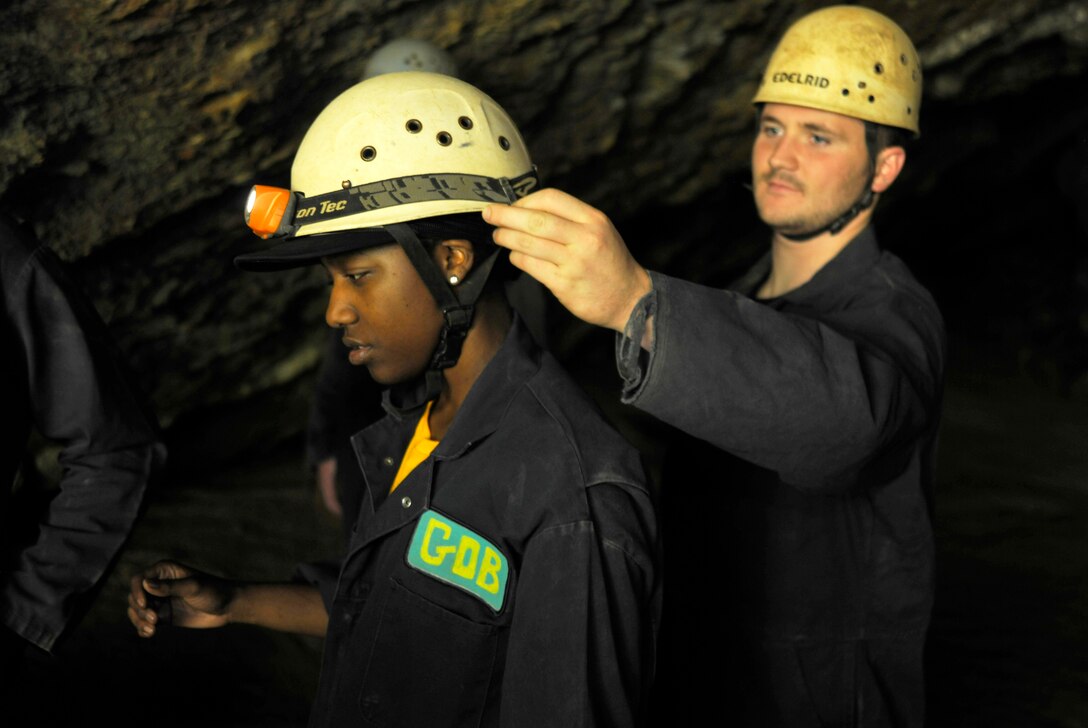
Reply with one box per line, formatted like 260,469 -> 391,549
1,221 -> 162,651
500,483 -> 658,728
619,270 -> 943,492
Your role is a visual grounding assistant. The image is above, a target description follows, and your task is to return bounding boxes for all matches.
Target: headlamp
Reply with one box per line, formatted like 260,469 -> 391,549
244,185 -> 299,239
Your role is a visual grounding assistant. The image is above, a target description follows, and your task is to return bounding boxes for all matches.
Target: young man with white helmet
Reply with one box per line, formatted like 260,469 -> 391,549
128,72 -> 659,727
486,6 -> 945,726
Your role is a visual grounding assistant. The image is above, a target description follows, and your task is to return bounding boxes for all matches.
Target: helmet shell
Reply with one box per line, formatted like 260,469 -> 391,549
291,71 -> 533,237
752,6 -> 922,135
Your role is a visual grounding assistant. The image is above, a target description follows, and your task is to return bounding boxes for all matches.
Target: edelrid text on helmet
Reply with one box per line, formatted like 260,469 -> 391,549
753,5 -> 922,136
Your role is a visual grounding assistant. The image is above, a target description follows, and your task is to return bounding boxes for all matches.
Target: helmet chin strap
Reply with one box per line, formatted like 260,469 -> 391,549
385,222 -> 499,372
778,185 -> 875,242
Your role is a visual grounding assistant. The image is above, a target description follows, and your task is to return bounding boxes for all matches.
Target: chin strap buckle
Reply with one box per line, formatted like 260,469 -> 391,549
430,305 -> 476,370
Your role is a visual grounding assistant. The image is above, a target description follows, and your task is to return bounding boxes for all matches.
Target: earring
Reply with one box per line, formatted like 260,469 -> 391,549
449,275 -> 460,285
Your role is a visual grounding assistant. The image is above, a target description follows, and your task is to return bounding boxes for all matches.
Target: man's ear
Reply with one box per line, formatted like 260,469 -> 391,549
434,239 -> 474,283
871,146 -> 906,194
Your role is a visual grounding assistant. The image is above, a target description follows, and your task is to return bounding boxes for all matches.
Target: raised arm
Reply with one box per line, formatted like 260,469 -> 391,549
486,193 -> 944,491
620,271 -> 945,491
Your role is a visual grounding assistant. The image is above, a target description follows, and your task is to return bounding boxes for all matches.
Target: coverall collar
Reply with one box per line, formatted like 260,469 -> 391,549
347,316 -> 540,552
736,226 -> 881,306
377,314 -> 540,459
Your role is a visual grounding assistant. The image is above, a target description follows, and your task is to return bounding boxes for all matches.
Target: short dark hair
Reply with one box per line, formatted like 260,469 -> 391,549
864,122 -> 911,159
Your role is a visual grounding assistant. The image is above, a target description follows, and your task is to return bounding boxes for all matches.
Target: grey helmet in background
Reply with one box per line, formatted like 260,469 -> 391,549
363,38 -> 458,80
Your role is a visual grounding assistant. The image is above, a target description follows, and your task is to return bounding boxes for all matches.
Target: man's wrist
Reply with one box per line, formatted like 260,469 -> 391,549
621,275 -> 656,347
611,266 -> 653,333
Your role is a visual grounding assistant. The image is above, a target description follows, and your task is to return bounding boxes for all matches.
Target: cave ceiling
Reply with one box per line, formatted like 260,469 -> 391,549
2,0 -> 1087,448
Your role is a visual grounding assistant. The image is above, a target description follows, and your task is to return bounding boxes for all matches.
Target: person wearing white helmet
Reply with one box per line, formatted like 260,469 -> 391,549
306,38 -> 459,528
486,6 -> 944,726
306,39 -> 461,530
308,39 -> 551,533
126,71 -> 659,727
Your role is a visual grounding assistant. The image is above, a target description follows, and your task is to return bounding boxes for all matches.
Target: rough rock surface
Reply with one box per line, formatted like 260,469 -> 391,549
2,0 -> 1087,447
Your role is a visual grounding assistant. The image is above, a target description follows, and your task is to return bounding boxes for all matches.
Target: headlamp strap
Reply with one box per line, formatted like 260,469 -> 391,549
291,169 -> 539,229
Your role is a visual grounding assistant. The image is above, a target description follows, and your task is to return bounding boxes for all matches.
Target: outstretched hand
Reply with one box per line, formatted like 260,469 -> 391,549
484,189 -> 651,333
127,560 -> 235,637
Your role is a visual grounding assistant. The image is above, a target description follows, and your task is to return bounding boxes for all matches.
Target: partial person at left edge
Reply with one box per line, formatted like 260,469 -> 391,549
1,213 -> 164,672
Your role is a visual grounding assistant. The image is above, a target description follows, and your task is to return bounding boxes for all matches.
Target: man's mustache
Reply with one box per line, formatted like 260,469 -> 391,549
760,170 -> 804,191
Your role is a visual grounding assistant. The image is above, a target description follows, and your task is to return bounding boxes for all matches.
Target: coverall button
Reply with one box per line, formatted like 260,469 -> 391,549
382,456 -> 395,467
401,496 -> 412,509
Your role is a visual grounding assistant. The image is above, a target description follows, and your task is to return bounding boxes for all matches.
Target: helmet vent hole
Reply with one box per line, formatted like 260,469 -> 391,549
436,131 -> 452,146
858,81 -> 867,89
907,106 -> 913,115
498,136 -> 510,151
868,95 -> 876,103
874,62 -> 884,74
841,88 -> 850,96
900,54 -> 908,65
458,116 -> 473,130
360,146 -> 377,162
406,119 -> 423,133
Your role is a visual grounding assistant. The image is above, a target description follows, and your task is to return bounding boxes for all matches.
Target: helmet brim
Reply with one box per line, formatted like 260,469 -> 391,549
233,228 -> 396,271
234,214 -> 497,272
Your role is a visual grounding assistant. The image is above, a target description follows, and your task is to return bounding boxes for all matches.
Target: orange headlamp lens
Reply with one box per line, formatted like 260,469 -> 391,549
245,185 -> 293,239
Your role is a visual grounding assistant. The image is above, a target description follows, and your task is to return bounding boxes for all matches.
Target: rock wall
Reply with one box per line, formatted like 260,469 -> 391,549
2,0 -> 1086,451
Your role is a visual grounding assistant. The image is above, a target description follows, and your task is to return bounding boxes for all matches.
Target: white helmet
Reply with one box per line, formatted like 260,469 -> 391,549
240,71 -> 536,250
237,71 -> 539,369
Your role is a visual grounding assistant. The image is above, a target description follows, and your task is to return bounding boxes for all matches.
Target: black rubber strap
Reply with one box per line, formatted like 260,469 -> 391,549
386,223 -> 492,370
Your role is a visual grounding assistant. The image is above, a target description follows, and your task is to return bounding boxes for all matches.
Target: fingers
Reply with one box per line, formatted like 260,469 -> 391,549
484,189 -> 605,258
137,561 -> 187,597
510,187 -> 600,222
126,560 -> 192,638
127,570 -> 163,638
127,594 -> 160,637
142,559 -> 191,583
484,187 -> 647,332
485,211 -> 571,266
506,248 -> 561,291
